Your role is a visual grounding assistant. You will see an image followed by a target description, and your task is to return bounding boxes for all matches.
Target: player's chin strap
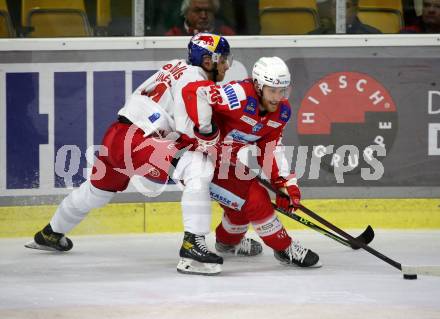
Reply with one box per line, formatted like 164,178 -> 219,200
201,62 -> 218,83
253,81 -> 267,116
210,53 -> 221,83
257,96 -> 268,117
212,62 -> 219,83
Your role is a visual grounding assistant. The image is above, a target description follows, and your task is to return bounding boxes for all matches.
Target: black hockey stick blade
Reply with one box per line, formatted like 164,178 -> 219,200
350,225 -> 375,249
274,203 -> 375,250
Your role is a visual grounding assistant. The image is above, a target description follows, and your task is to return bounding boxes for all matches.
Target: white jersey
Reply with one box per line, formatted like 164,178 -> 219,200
118,59 -> 208,137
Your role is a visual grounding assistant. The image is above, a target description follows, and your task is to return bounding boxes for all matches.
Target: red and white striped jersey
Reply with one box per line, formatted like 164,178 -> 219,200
118,59 -> 208,137
183,79 -> 293,181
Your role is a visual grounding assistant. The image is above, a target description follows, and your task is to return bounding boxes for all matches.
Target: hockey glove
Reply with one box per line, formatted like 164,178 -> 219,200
273,174 -> 301,212
193,122 -> 220,153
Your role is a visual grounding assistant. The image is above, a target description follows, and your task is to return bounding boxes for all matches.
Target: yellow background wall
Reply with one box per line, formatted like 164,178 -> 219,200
1,199 -> 439,237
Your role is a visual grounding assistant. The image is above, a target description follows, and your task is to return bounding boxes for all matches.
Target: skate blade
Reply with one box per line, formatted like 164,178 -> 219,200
309,260 -> 323,268
278,260 -> 323,268
24,240 -> 57,252
218,250 -> 262,257
177,258 -> 222,276
216,245 -> 263,257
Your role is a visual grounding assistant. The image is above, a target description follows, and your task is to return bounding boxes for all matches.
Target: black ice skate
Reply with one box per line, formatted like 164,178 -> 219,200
177,231 -> 223,276
24,224 -> 73,252
274,240 -> 322,268
216,237 -> 263,256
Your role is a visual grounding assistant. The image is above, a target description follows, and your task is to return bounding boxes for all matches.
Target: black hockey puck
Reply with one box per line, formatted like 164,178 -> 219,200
403,274 -> 418,280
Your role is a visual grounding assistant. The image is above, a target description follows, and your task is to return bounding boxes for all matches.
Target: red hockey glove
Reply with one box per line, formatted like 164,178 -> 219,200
273,174 -> 301,212
193,122 -> 220,153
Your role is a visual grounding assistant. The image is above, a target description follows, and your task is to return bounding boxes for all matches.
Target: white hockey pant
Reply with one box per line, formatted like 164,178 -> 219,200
173,151 -> 214,236
50,180 -> 115,234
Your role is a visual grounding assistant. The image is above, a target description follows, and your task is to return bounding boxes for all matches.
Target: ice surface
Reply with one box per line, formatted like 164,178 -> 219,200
1,230 -> 440,319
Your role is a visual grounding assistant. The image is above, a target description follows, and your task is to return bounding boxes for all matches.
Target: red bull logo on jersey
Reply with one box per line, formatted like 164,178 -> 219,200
192,33 -> 221,52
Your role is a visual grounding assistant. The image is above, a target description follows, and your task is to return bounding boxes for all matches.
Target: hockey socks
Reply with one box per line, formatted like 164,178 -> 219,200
252,214 -> 291,251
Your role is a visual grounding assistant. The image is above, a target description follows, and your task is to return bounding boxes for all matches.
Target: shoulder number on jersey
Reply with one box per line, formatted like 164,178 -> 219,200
141,61 -> 188,103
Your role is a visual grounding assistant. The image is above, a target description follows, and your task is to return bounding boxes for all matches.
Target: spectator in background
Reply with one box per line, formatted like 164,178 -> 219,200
165,0 -> 235,36
402,0 -> 440,33
310,0 -> 381,34
315,0 -> 336,34
402,0 -> 419,27
5,0 -> 19,36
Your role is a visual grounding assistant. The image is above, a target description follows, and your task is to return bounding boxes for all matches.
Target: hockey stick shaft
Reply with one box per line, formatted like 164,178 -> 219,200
272,203 -> 353,247
227,162 -> 373,248
222,161 -> 372,247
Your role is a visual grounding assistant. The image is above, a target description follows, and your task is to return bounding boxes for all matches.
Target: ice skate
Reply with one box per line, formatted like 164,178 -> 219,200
216,237 -> 263,256
25,224 -> 73,252
274,240 -> 321,268
177,232 -> 223,276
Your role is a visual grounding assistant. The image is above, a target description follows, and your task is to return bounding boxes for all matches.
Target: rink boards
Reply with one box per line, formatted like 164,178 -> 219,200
1,199 -> 440,237
0,36 -> 440,235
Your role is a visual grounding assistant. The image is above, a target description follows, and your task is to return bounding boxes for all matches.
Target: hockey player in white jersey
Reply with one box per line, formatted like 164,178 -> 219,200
25,33 -> 233,276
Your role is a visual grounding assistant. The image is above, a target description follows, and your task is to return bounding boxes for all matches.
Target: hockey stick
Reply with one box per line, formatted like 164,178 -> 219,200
295,203 -> 440,279
225,160 -> 374,248
256,175 -> 400,268
257,176 -> 440,279
272,203 -> 374,249
254,176 -> 374,249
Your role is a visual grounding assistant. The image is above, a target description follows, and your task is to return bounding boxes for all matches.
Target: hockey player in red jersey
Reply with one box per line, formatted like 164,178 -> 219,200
183,57 -> 321,268
25,33 -> 233,276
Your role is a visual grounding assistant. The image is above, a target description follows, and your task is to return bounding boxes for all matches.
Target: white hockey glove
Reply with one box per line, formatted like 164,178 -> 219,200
193,122 -> 220,153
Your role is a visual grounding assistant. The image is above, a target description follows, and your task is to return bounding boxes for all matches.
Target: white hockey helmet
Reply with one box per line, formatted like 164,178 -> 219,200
252,57 -> 291,91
